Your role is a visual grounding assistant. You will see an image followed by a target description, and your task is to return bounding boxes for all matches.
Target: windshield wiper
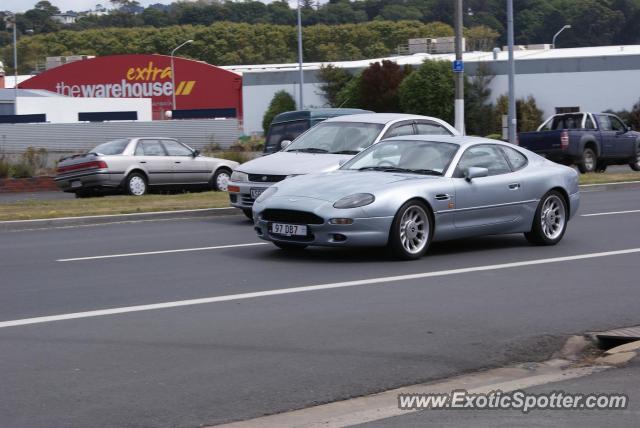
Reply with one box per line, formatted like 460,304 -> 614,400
287,148 -> 329,153
357,166 -> 442,176
331,150 -> 360,155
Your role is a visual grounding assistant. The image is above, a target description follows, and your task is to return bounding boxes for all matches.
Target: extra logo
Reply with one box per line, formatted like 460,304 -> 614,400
54,61 -> 196,98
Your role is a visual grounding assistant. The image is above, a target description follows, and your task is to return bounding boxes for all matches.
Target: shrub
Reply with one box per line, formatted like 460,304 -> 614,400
317,64 -> 354,107
360,60 -> 410,113
10,161 -> 36,179
213,151 -> 252,164
22,147 -> 49,172
262,90 -> 296,134
0,157 -> 10,179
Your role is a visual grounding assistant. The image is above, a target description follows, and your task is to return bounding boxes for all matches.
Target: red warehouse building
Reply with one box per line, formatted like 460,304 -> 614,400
19,54 -> 243,121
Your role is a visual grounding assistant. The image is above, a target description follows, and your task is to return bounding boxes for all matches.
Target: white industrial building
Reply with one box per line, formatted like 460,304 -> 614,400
223,45 -> 640,135
0,89 -> 152,122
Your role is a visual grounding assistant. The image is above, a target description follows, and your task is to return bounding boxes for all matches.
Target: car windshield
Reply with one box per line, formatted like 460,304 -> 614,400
284,122 -> 384,154
342,140 -> 459,176
91,139 -> 130,155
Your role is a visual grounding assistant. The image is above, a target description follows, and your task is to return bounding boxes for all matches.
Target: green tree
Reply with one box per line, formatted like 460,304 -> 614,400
494,95 -> 544,133
399,59 -> 454,123
262,90 -> 296,134
335,73 -> 363,108
465,63 -> 495,136
317,64 -> 354,107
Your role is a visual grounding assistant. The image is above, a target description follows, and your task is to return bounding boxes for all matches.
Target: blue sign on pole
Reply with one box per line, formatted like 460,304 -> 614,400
453,60 -> 464,73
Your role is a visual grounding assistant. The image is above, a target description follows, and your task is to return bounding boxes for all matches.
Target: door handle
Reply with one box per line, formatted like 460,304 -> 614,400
435,194 -> 451,200
139,161 -> 146,164
508,183 -> 520,190
174,161 -> 181,164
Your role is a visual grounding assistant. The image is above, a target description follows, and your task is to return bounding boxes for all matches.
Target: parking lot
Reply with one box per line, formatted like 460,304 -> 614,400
1,185 -> 639,427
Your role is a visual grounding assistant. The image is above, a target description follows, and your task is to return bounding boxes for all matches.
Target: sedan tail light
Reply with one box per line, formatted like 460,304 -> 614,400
57,160 -> 108,174
560,130 -> 569,150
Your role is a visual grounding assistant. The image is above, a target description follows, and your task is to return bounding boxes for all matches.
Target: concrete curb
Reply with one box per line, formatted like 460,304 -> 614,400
0,207 -> 242,232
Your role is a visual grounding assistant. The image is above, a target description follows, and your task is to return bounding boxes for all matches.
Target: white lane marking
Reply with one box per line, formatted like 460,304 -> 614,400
582,209 -> 640,217
4,247 -> 640,329
0,207 -> 235,224
580,180 -> 640,188
57,242 -> 268,262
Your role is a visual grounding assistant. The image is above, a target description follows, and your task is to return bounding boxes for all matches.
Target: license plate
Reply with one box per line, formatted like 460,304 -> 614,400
250,188 -> 265,199
271,223 -> 307,237
71,180 -> 82,188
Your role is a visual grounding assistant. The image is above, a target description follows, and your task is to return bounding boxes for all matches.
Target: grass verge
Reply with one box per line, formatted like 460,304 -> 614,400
579,171 -> 640,185
0,191 -> 231,221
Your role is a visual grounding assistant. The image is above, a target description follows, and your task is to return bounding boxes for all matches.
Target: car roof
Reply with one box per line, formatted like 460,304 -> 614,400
272,108 -> 372,123
323,113 -> 445,125
381,134 -> 514,148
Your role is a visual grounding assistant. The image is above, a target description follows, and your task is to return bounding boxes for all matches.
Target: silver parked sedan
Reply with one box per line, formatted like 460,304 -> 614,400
55,138 -> 238,197
252,136 -> 580,259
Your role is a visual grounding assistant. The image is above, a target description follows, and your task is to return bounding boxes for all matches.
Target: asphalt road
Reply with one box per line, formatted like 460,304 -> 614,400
1,187 -> 639,427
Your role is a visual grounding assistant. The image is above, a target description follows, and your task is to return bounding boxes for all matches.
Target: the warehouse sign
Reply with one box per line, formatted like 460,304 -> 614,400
19,54 -> 242,120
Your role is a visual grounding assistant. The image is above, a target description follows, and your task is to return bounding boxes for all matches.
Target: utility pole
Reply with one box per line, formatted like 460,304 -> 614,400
297,1 -> 304,110
507,0 -> 517,144
454,0 -> 464,134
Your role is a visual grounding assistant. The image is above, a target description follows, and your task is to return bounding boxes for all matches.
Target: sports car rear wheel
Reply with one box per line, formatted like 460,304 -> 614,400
388,200 -> 432,260
525,191 -> 567,245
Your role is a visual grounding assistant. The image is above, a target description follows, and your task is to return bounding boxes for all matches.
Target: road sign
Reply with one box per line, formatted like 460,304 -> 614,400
453,60 -> 464,73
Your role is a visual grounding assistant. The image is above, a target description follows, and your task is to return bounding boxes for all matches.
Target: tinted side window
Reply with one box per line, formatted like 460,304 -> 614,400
455,145 -> 512,177
609,116 -> 626,132
415,121 -> 452,135
265,124 -> 286,152
284,120 -> 309,140
585,115 -> 596,130
500,146 -> 528,171
136,140 -> 166,156
385,123 -> 415,138
162,140 -> 192,156
597,115 -> 612,131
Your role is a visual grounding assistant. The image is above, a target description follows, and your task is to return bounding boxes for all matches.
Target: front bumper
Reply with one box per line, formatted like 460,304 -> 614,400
54,169 -> 123,192
253,196 -> 393,247
227,180 -> 272,209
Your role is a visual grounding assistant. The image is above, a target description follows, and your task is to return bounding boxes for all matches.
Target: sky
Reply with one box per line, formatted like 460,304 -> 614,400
3,1 -> 178,13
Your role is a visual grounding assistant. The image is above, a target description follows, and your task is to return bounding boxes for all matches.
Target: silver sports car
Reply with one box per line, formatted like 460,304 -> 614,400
252,135 -> 580,259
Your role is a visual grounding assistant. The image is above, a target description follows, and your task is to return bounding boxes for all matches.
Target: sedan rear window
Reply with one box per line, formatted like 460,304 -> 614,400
91,139 -> 130,155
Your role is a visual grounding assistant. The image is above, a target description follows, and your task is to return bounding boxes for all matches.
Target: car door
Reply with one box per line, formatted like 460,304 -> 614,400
595,115 -> 616,158
161,139 -> 210,184
608,116 -> 636,158
452,144 -> 522,229
134,139 -> 173,185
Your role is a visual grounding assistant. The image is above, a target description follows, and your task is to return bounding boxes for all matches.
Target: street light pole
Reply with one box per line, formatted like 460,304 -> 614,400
552,25 -> 571,49
296,1 -> 304,110
507,0 -> 517,144
454,0 -> 464,134
170,39 -> 193,111
8,14 -> 18,106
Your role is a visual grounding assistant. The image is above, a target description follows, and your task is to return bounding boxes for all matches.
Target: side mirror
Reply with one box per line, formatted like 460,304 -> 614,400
280,140 -> 292,150
465,167 -> 489,182
192,149 -> 200,157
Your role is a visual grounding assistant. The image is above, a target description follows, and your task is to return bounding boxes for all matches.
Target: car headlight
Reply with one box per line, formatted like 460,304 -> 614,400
230,171 -> 248,182
333,193 -> 375,209
255,186 -> 278,203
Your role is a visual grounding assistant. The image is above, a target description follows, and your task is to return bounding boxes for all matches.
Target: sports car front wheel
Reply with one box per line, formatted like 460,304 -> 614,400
388,200 -> 433,260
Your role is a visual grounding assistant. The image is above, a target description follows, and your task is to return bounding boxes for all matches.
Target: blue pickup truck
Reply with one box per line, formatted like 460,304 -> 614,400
518,112 -> 640,173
